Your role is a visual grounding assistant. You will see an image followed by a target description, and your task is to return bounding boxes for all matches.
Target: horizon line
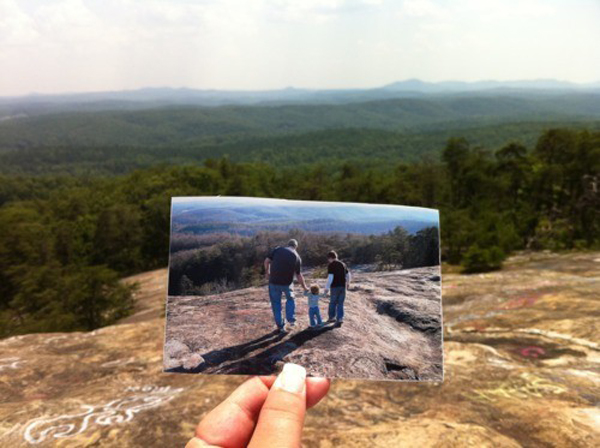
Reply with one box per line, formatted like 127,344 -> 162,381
2,77 -> 600,100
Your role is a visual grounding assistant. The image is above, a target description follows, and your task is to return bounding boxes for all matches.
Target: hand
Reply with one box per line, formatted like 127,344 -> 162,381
187,364 -> 330,448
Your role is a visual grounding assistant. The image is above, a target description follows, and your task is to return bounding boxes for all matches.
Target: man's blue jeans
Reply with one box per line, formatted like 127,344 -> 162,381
269,283 -> 296,328
328,286 -> 346,321
309,306 -> 322,326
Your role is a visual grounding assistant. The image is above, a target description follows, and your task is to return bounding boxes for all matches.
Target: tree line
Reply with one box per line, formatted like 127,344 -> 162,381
168,226 -> 440,296
0,128 -> 598,336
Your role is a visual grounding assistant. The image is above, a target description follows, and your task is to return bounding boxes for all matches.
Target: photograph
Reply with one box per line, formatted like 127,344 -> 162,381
164,196 -> 442,381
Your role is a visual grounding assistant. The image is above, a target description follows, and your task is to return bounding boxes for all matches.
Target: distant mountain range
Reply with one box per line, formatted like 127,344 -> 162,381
381,78 -> 600,92
1,91 -> 599,148
1,80 -> 599,174
1,79 -> 599,114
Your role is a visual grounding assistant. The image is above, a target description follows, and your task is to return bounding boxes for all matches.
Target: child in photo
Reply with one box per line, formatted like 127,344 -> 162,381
304,285 -> 325,328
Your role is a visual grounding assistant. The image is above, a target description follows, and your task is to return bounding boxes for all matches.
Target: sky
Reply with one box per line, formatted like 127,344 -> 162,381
1,0 -> 599,96
173,196 -> 439,223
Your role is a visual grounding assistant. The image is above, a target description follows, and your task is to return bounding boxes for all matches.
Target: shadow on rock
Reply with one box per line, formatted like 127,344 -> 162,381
214,324 -> 337,375
166,329 -> 287,373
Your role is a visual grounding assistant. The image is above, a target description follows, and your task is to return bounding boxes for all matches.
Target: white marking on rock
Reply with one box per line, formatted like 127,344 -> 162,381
0,357 -> 23,371
23,385 -> 184,444
100,357 -> 136,368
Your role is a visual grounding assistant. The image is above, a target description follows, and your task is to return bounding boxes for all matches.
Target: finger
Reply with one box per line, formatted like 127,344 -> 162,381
189,376 -> 270,448
259,375 -> 331,409
248,363 -> 307,448
306,377 -> 331,408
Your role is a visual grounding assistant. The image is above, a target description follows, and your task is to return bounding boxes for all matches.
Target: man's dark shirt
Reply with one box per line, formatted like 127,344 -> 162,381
328,259 -> 348,288
268,246 -> 301,286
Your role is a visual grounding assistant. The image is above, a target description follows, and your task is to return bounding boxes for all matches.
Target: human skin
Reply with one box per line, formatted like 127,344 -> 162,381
186,364 -> 330,448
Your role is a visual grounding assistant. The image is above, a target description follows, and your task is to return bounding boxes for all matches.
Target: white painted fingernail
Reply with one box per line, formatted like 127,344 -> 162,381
273,363 -> 306,394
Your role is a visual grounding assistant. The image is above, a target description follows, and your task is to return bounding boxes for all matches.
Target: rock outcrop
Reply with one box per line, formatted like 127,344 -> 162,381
0,252 -> 598,447
164,266 -> 443,381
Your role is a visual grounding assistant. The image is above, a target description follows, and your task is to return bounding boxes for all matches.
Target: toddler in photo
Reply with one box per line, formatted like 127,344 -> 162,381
304,285 -> 325,328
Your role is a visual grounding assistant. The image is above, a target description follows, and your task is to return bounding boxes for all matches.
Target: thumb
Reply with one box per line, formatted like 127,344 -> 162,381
248,363 -> 307,448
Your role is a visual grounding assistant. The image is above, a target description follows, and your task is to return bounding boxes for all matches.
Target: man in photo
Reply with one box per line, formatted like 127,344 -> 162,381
264,239 -> 308,332
324,250 -> 351,326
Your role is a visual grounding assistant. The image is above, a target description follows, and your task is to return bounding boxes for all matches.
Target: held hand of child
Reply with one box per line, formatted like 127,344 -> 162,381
187,364 -> 330,448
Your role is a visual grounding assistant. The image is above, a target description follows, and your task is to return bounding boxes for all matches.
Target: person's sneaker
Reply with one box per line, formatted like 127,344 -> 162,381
288,321 -> 296,327
327,318 -> 336,323
277,326 -> 287,333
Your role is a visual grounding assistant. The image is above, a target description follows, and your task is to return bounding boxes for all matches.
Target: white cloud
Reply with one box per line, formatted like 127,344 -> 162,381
0,0 -> 39,45
459,0 -> 556,19
0,0 -> 598,95
399,0 -> 443,18
34,0 -> 105,45
399,0 -> 556,20
267,0 -> 385,23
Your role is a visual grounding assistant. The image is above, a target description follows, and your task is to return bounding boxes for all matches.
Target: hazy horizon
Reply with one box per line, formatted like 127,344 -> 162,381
3,77 -> 600,99
1,0 -> 599,96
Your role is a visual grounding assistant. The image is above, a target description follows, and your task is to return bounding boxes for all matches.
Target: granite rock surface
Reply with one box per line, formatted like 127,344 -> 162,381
164,266 -> 443,381
0,252 -> 598,447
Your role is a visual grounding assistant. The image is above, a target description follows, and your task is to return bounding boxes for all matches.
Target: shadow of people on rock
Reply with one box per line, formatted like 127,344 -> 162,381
166,329 -> 286,373
214,324 -> 337,375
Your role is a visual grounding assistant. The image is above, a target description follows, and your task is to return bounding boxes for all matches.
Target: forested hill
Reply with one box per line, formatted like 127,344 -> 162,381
1,127 -> 598,336
1,93 -> 600,148
1,98 -> 599,175
0,85 -> 599,337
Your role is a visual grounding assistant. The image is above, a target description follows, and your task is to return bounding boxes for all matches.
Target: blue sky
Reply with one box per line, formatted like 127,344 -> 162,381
172,196 -> 439,224
1,0 -> 599,95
